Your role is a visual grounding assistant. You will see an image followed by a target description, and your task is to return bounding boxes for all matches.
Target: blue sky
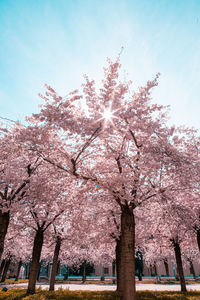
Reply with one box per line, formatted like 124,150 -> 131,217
0,0 -> 200,128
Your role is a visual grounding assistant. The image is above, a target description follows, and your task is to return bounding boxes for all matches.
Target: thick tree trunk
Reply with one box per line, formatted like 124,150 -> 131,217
164,258 -> 169,276
1,258 -> 11,282
173,240 -> 187,292
197,229 -> 200,252
49,236 -> 61,291
0,259 -> 5,277
15,259 -> 22,281
0,211 -> 10,260
27,228 -> 44,295
120,206 -> 136,300
116,236 -> 124,297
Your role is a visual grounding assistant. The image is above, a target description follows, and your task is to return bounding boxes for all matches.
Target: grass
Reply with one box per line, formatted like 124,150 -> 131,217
0,289 -> 200,299
3,279 -> 199,285
3,279 -> 29,284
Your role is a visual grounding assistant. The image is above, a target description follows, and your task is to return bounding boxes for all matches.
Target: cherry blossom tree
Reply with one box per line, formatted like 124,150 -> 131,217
14,162 -> 77,295
0,215 -> 31,282
14,55 -> 198,300
0,125 -> 41,259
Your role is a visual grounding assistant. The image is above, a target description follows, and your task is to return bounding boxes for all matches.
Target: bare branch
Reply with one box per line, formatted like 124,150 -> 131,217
129,130 -> 142,149
44,210 -> 64,231
74,125 -> 101,164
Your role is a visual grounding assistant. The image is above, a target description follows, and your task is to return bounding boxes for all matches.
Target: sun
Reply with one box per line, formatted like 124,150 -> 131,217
103,107 -> 113,122
92,100 -> 121,129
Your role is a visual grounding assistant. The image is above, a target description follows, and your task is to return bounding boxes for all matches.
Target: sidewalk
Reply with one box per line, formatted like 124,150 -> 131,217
1,282 -> 200,292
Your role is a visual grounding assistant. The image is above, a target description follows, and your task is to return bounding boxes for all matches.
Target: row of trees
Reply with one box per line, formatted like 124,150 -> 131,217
1,55 -> 200,300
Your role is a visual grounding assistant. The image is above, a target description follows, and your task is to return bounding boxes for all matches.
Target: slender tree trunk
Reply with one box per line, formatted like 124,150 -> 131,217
1,258 -> 11,282
24,263 -> 28,279
26,228 -> 44,295
197,229 -> 200,252
49,236 -> 61,291
120,205 -> 136,300
164,258 -> 169,276
101,266 -> 104,281
82,260 -> 86,283
116,236 -> 124,297
47,262 -> 50,279
150,265 -> 153,276
173,240 -> 187,292
57,260 -> 60,275
15,259 -> 22,281
25,263 -> 30,279
112,259 -> 116,284
37,262 -> 41,281
0,259 -> 5,277
188,259 -> 196,279
153,262 -> 158,276
25,262 -> 31,279
0,211 -> 10,260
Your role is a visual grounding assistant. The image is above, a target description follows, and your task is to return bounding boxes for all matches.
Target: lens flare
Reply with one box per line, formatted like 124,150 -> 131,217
94,184 -> 99,191
103,108 -> 113,121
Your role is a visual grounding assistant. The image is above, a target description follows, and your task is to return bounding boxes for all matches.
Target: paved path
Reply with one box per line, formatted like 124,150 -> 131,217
1,282 -> 200,292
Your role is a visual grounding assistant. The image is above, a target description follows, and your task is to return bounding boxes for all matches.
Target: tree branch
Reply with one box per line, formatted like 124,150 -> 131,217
44,210 -> 64,231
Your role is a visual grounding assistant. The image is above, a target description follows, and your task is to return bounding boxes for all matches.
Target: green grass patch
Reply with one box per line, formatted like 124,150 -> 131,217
0,289 -> 200,300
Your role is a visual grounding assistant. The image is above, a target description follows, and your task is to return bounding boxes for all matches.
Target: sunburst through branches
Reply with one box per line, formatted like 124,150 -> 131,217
96,102 -> 121,129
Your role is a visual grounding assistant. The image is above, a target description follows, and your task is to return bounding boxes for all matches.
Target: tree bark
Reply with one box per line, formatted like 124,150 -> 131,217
82,260 -> 86,283
197,229 -> 200,252
0,259 -> 5,277
189,259 -> 196,279
1,258 -> 11,282
37,261 -> 41,281
164,258 -> 169,276
25,262 -> 30,279
173,240 -> 187,292
49,236 -> 61,291
116,236 -> 124,297
120,205 -> 136,300
0,211 -> 10,260
57,260 -> 60,275
15,259 -> 22,281
153,262 -> 158,276
112,259 -> 116,284
150,265 -> 153,276
26,228 -> 44,295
